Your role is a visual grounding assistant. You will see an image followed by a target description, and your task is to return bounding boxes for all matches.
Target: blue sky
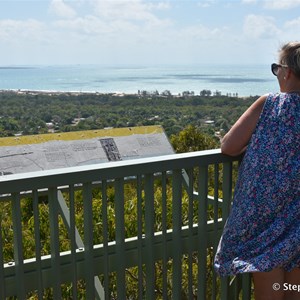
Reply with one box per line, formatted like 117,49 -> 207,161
0,0 -> 300,65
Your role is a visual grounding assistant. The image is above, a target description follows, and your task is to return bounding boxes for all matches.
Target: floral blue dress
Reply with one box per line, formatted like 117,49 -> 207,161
214,92 -> 300,276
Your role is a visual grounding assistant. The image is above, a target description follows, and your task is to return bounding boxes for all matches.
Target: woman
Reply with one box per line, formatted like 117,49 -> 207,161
214,41 -> 300,300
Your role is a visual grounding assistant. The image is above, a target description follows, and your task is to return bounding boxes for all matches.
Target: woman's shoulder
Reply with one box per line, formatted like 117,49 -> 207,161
266,92 -> 300,101
259,92 -> 300,123
262,92 -> 299,110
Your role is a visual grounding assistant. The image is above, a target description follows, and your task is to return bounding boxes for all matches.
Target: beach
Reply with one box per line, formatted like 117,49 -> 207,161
0,64 -> 278,97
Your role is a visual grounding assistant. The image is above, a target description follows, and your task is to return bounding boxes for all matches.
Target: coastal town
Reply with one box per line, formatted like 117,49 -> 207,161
0,89 -> 254,141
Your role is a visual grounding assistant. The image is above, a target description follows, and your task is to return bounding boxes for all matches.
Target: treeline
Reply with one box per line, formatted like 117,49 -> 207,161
138,89 -> 239,97
0,91 -> 257,138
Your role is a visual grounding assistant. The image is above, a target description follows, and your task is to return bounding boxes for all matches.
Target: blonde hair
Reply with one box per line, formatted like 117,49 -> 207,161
279,41 -> 300,78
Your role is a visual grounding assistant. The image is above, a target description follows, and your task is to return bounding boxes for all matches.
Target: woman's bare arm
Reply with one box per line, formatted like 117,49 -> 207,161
221,94 -> 268,156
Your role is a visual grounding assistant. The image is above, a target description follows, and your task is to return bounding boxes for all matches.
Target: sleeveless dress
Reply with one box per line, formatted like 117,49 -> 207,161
214,92 -> 300,276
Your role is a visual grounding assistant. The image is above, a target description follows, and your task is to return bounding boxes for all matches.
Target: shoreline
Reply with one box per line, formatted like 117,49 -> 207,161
0,88 -> 131,96
0,88 -> 254,99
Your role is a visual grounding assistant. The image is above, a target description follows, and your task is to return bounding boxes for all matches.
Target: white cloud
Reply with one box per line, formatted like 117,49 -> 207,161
0,19 -> 46,42
1,0 -> 294,65
285,17 -> 300,28
243,14 -> 280,39
197,0 -> 216,8
90,0 -> 171,26
283,17 -> 300,41
0,18 -> 55,65
53,15 -> 140,37
147,2 -> 171,10
242,0 -> 257,4
49,0 -> 77,19
178,24 -> 227,41
51,0 -> 172,44
93,0 -> 133,20
263,0 -> 300,9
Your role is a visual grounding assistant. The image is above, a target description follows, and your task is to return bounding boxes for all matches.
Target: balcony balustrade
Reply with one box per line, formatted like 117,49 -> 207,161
0,149 -> 252,299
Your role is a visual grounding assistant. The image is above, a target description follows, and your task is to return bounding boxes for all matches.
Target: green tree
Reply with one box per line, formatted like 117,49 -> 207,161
170,125 -> 219,153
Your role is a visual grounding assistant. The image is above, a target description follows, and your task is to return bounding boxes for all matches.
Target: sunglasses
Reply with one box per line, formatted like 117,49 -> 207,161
271,63 -> 288,76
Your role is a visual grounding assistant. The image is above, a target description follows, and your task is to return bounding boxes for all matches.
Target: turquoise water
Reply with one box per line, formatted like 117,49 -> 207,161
0,64 -> 279,97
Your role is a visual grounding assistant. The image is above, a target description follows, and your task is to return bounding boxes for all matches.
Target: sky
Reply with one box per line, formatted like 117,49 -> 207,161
0,0 -> 300,66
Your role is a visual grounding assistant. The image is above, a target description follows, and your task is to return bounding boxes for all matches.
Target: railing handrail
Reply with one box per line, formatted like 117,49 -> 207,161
0,148 -> 239,194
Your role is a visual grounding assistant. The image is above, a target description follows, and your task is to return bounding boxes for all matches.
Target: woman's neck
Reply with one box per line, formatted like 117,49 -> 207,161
283,76 -> 300,93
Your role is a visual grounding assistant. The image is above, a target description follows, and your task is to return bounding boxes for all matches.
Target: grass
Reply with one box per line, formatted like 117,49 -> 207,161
0,125 -> 164,146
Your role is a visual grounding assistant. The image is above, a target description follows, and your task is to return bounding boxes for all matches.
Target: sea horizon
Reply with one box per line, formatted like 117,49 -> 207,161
0,63 -> 279,97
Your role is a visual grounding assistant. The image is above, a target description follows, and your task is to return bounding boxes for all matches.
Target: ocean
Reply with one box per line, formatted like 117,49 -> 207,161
0,64 -> 279,97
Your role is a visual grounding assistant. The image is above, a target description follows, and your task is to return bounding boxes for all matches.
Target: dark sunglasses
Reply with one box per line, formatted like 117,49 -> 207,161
271,63 -> 288,76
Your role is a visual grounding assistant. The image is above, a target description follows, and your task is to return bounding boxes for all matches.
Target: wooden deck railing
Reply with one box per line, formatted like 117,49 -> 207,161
0,149 -> 252,299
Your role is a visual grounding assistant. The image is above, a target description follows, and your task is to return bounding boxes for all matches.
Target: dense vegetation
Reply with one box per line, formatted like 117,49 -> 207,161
0,91 -> 257,138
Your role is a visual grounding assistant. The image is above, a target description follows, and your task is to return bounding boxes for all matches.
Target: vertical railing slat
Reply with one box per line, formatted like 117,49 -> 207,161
11,193 -> 26,299
231,274 -> 240,300
186,168 -> 194,300
136,175 -> 144,299
32,189 -> 43,299
220,161 -> 233,299
83,182 -> 95,299
144,173 -> 155,300
197,166 -> 208,299
0,212 -> 6,299
161,171 -> 168,300
222,162 -> 232,225
242,273 -> 252,300
115,178 -> 126,298
102,180 -> 109,300
212,164 -> 220,300
48,187 -> 62,298
172,169 -> 183,299
69,185 -> 78,300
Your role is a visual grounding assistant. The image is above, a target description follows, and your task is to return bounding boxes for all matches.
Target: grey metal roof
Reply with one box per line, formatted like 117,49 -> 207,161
0,128 -> 174,175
